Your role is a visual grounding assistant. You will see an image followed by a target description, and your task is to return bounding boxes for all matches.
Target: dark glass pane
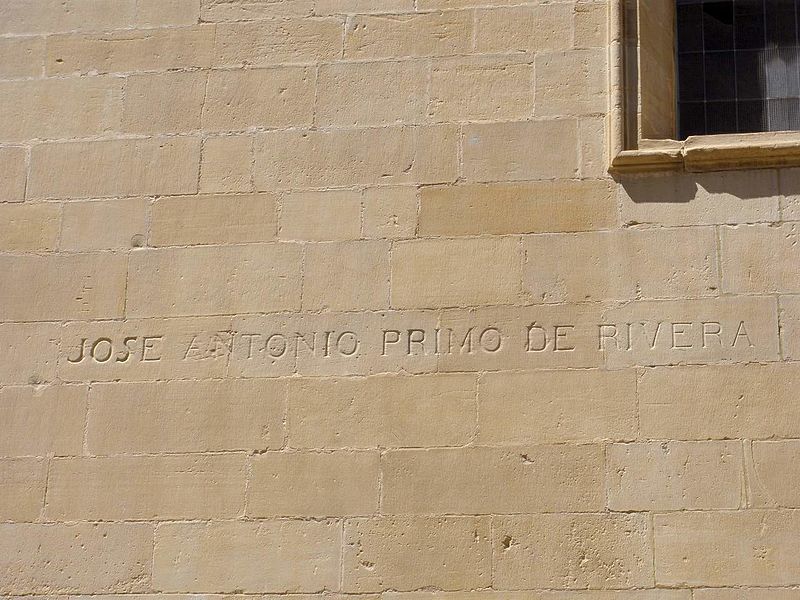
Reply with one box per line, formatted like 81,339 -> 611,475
735,0 -> 766,49
679,101 -> 707,136
705,51 -> 736,100
737,99 -> 767,132
736,50 -> 766,99
677,3 -> 704,52
703,2 -> 735,50
765,0 -> 798,45
678,52 -> 706,101
767,97 -> 800,128
706,100 -> 738,133
763,46 -> 800,98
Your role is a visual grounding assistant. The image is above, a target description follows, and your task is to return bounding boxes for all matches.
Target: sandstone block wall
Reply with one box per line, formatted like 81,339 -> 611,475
1,0 -> 799,598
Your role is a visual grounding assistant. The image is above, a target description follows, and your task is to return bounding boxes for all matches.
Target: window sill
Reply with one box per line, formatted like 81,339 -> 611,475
610,131 -> 800,173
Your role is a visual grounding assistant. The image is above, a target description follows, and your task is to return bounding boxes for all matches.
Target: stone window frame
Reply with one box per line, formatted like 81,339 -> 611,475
608,0 -> 800,172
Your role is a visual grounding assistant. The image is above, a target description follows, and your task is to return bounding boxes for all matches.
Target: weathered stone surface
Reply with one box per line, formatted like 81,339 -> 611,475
362,186 -> 418,239
0,0 -> 137,34
151,194 -> 277,246
61,198 -> 148,251
87,379 -> 286,454
493,513 -> 653,589
535,50 -> 607,116
200,136 -> 253,193
0,203 -> 60,252
279,190 -> 362,241
288,374 -> 476,449
722,223 -> 800,293
478,369 -> 637,444
123,71 -> 206,134
476,5 -> 574,53
750,440 -> 800,508
382,445 -> 604,514
655,510 -> 800,586
607,441 -> 743,510
342,517 -> 491,592
419,181 -> 617,236
0,147 -> 26,203
137,0 -> 201,26
0,37 -> 45,78
0,523 -> 153,594
154,520 -> 340,592
640,363 -> 800,439
29,137 -> 200,199
0,324 -> 60,385
202,0 -> 314,20
127,244 -> 302,317
523,228 -> 718,303
248,451 -> 379,516
0,254 -> 127,321
780,294 -> 800,360
0,458 -> 47,521
46,454 -> 246,520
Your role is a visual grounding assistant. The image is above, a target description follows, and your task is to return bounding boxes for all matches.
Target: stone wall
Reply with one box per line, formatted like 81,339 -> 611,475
1,0 -> 799,598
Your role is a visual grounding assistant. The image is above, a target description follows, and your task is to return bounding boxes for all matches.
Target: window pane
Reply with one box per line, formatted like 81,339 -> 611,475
676,0 -> 800,137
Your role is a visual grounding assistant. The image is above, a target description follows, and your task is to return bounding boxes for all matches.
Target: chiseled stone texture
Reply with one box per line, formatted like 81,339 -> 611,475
3,1 -> 800,597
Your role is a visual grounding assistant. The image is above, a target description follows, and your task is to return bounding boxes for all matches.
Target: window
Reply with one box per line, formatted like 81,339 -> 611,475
609,0 -> 800,171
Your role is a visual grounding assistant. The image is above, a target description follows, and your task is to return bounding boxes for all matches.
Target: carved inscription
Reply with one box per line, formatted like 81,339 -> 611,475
63,317 -> 759,370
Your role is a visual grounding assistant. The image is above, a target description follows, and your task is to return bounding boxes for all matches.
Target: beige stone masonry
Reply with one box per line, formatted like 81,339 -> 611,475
694,589 -> 800,600
317,0 -> 414,15
127,244 -> 302,317
87,379 -> 286,454
0,1 -> 138,35
137,0 -> 201,27
0,203 -> 60,252
463,120 -> 579,181
476,5 -> 574,53
202,0 -> 314,20
655,510 -> 800,586
247,451 -> 379,516
523,228 -> 718,303
419,180 -> 617,236
200,136 -> 254,193
46,454 -> 247,520
0,522 -> 153,594
381,445 -> 604,514
362,186 -> 418,239
384,593 -> 691,600
0,147 -> 27,203
640,363 -> 800,439
0,37 -> 45,78
391,237 -> 522,308
123,71 -> 206,134
151,194 -> 277,246
478,369 -> 637,445
750,441 -> 800,508
607,441 -> 743,510
535,50 -> 607,117
0,385 -> 85,456
46,25 -> 214,75
214,19 -> 342,67
342,516 -> 491,592
29,137 -> 201,199
722,223 -> 800,294
780,294 -> 800,359
0,253 -> 127,321
0,324 -> 60,385
154,520 -> 340,592
0,458 -> 48,521
493,513 -> 653,589
61,198 -> 148,251
344,11 -> 473,59
279,190 -> 362,241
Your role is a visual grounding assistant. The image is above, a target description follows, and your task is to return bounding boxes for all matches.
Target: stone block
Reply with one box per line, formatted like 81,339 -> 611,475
200,136 -> 253,193
287,373 -> 476,449
154,520 -> 340,592
151,194 -> 277,246
722,223 -> 800,294
391,237 -> 522,308
87,379 -> 286,454
344,11 -> 473,59
279,190 -> 362,241
493,514 -> 653,589
655,510 -> 800,586
29,137 -> 200,199
342,516 -> 491,592
123,71 -> 206,133
0,203 -> 60,252
136,0 -> 201,26
0,0 -> 136,34
362,186 -> 418,239
61,198 -> 147,251
523,227 -> 718,303
750,440 -> 800,507
607,441 -> 743,510
303,240 -> 391,310
478,369 -> 637,444
535,50 -> 607,116
419,180 -> 617,236
382,445 -> 604,514
476,5 -> 574,53
202,0 -> 314,20
463,120 -> 579,181
639,363 -> 800,439
203,67 -> 315,130
127,244 -> 302,317
46,25 -> 214,75
0,324 -> 59,386
0,37 -> 45,78
46,454 -> 246,520
248,451 -> 379,516
0,147 -> 26,202
0,253 -> 126,321
0,522 -> 152,594
0,78 -> 122,142
0,458 -> 47,521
